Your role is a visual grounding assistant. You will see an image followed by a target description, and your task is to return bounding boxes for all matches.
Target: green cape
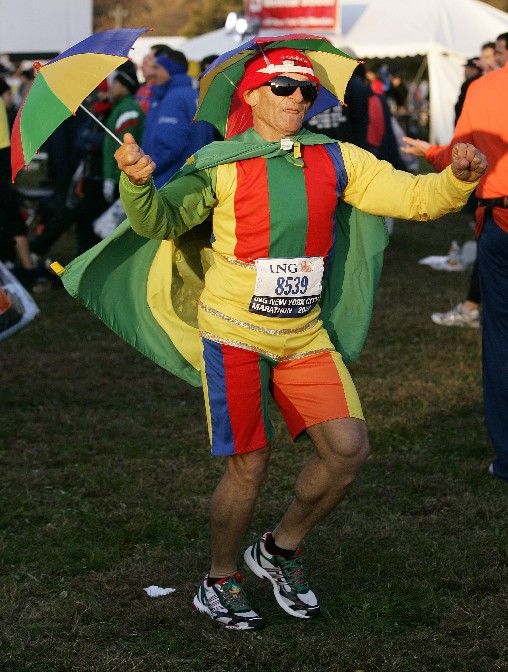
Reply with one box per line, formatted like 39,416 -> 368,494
56,129 -> 389,386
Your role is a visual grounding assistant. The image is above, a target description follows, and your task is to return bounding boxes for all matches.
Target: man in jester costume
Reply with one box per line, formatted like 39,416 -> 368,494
59,45 -> 486,629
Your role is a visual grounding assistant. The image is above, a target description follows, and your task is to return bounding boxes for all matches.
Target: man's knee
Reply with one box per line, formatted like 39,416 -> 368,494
309,418 -> 370,468
225,447 -> 271,490
337,421 -> 370,465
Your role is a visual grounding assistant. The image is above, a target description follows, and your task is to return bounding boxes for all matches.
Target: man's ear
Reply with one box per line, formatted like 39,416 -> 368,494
243,88 -> 259,108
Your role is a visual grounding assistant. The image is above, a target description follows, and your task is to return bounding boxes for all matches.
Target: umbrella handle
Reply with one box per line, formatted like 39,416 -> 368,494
79,104 -> 122,146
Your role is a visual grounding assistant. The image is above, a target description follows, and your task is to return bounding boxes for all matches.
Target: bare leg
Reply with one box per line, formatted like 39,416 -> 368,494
272,418 -> 369,550
209,447 -> 271,577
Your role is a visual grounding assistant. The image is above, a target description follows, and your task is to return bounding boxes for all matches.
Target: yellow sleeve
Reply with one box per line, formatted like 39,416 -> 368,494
340,142 -> 478,221
0,99 -> 10,150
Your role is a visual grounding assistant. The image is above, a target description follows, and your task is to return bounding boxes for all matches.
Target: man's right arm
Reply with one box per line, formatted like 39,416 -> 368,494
120,170 -> 216,240
115,133 -> 216,240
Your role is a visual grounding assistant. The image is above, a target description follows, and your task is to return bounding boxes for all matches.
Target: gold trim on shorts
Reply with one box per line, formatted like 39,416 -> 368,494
278,348 -> 334,363
198,301 -> 319,335
200,330 -> 333,363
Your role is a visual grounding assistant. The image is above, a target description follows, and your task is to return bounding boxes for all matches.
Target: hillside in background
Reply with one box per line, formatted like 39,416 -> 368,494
93,0 -> 508,36
94,0 -> 242,36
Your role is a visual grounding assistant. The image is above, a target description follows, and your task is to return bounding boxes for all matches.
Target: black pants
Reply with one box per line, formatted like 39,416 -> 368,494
74,178 -> 108,255
465,257 -> 481,304
30,190 -> 74,256
478,217 -> 508,481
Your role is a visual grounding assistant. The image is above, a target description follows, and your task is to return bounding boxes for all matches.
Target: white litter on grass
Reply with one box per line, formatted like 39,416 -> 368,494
144,585 -> 176,598
418,240 -> 477,272
418,255 -> 465,271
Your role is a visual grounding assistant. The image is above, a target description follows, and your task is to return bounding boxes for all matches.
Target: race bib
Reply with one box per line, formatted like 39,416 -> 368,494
249,257 -> 324,318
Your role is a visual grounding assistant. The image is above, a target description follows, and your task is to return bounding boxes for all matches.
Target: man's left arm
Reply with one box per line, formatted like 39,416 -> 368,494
341,142 -> 486,220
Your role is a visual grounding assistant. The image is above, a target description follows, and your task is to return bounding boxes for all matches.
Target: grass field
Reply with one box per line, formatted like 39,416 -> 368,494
1,213 -> 507,672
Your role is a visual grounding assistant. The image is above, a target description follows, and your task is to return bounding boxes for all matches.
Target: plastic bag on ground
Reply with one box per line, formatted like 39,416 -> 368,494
0,262 -> 40,342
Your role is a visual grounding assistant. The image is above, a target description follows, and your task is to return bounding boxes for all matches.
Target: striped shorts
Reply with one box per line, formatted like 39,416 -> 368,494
200,336 -> 364,456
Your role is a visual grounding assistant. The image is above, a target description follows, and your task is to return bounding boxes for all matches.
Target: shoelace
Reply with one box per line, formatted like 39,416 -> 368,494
277,551 -> 309,593
220,576 -> 252,611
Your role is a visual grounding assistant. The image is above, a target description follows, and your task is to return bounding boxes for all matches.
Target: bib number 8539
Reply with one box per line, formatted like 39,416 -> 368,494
249,256 -> 324,318
274,275 -> 310,296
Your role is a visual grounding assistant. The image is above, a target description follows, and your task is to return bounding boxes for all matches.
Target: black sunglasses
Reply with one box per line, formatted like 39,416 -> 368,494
262,76 -> 318,103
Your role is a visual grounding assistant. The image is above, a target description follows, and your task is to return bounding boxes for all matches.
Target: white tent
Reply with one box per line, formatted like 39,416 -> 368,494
178,0 -> 508,144
339,0 -> 508,143
130,35 -> 188,67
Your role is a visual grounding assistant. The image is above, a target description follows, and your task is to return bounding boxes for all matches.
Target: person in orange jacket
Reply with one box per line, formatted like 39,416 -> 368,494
402,32 -> 508,484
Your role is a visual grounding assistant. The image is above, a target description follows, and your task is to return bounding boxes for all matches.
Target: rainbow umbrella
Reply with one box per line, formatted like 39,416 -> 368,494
196,34 -> 359,138
11,27 -> 147,181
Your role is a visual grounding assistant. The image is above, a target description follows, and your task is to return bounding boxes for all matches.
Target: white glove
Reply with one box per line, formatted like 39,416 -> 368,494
103,178 -> 116,203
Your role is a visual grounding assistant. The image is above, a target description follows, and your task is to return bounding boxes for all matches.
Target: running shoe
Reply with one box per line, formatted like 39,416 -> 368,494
244,532 -> 320,619
192,572 -> 263,630
431,302 -> 480,328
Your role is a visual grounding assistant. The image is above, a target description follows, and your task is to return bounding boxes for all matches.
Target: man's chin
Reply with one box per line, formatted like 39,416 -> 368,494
281,121 -> 304,136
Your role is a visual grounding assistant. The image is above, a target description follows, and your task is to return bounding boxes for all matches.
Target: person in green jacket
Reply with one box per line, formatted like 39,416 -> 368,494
102,61 -> 144,204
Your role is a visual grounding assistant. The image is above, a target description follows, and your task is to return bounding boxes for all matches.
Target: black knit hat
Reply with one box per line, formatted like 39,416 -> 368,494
465,57 -> 481,71
0,78 -> 10,96
113,60 -> 139,94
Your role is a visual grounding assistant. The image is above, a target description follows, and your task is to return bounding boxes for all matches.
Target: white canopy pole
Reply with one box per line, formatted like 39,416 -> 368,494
427,46 -> 463,145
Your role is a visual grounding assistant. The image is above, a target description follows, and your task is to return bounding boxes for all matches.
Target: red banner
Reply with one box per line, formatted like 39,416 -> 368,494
245,0 -> 339,31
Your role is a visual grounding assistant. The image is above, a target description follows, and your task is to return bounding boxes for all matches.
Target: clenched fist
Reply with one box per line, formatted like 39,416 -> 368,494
114,132 -> 156,186
450,143 -> 487,182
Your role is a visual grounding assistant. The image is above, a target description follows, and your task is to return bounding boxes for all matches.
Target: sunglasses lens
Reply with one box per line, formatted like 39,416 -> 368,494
267,77 -> 318,103
301,86 -> 318,103
270,83 -> 297,96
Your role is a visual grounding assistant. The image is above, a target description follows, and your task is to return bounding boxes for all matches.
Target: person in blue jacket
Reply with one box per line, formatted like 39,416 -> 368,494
141,49 -> 214,188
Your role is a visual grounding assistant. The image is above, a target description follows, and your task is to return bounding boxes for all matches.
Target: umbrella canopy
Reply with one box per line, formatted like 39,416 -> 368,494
197,34 -> 358,138
11,27 -> 147,181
